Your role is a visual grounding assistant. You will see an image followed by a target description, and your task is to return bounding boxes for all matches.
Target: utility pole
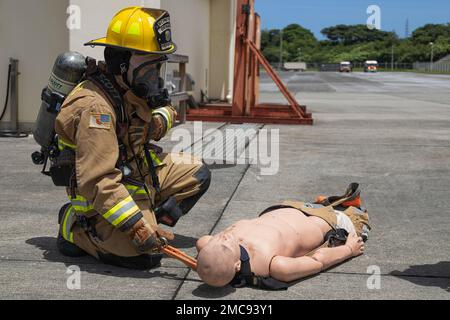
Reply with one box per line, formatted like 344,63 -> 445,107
391,45 -> 394,71
405,18 -> 409,38
430,42 -> 434,72
279,29 -> 283,70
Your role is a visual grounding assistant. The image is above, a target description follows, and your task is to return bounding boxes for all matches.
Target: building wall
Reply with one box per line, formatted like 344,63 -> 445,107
0,0 -> 69,130
161,0 -> 210,101
228,0 -> 237,102
209,0 -> 234,101
0,0 -> 160,131
0,0 -> 234,130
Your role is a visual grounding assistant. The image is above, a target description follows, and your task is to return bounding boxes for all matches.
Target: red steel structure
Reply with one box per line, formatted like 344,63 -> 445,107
186,0 -> 313,125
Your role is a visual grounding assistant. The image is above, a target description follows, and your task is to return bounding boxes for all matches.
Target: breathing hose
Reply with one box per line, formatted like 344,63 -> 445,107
0,62 -> 28,138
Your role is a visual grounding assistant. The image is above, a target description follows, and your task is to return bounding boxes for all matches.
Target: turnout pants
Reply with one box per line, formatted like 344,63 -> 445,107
60,153 -> 211,259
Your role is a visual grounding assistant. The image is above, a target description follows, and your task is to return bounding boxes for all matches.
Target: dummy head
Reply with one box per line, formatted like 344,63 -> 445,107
196,232 -> 241,287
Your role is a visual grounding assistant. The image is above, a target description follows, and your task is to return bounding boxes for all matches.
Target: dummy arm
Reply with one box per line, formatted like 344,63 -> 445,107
270,232 -> 364,282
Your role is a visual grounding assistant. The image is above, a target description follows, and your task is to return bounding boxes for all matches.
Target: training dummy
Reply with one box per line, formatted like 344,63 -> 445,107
195,183 -> 370,290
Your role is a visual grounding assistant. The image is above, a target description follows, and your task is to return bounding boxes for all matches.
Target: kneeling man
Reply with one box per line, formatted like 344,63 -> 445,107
196,184 -> 370,289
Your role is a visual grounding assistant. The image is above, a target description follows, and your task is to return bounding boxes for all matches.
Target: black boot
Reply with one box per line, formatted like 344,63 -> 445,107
97,252 -> 163,270
57,203 -> 87,257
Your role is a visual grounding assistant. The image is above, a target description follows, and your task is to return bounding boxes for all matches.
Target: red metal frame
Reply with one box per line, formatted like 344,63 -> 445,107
187,0 -> 313,125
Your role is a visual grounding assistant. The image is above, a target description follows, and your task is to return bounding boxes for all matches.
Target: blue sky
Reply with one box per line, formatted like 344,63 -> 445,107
255,0 -> 450,39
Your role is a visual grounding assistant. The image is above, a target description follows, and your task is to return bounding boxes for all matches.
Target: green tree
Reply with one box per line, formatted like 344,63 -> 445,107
282,24 -> 317,61
260,22 -> 450,65
321,24 -> 396,45
412,24 -> 450,45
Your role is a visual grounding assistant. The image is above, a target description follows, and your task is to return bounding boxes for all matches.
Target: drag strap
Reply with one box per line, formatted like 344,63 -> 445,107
319,182 -> 361,209
161,245 -> 197,270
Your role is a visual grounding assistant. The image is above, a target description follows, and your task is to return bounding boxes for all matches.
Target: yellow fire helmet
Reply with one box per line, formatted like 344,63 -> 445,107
85,7 -> 176,55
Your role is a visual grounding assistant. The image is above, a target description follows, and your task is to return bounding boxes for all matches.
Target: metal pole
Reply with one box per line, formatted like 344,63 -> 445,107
391,45 -> 394,71
279,29 -> 283,69
430,42 -> 434,72
178,62 -> 187,124
9,58 -> 19,132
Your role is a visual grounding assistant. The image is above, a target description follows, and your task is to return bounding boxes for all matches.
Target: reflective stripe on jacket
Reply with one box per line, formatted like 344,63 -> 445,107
55,80 -> 165,229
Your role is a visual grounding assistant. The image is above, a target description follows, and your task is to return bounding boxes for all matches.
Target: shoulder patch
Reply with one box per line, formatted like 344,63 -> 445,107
89,113 -> 112,129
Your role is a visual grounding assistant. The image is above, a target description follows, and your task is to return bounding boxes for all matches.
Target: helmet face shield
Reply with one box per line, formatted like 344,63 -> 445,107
128,53 -> 170,108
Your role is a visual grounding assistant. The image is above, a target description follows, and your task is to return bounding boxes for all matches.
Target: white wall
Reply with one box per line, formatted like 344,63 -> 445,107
0,0 -> 69,129
209,0 -> 234,100
0,0 -> 233,129
161,0 -> 210,101
0,0 -> 161,130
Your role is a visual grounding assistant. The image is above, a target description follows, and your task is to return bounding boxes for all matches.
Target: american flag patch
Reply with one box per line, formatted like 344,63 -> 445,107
89,113 -> 111,129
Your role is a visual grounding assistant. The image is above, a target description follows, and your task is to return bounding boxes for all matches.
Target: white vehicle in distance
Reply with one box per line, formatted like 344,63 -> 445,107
339,61 -> 352,72
283,62 -> 307,72
364,60 -> 379,73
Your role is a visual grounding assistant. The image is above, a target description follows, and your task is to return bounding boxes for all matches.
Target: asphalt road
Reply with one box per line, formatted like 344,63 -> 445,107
1,71 -> 449,299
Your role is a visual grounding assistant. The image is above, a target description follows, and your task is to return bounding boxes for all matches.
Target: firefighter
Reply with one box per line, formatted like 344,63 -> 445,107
54,7 -> 211,269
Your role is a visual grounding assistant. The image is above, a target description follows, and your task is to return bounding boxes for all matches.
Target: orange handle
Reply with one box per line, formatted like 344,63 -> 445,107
161,245 -> 197,271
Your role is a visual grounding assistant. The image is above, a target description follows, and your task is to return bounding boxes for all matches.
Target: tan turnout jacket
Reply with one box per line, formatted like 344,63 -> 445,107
55,79 -> 176,231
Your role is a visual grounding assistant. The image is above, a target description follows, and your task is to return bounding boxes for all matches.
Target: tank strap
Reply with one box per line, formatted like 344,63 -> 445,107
85,57 -> 127,126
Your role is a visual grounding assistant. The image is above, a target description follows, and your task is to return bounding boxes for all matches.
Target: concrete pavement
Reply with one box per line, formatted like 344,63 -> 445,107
1,71 -> 449,299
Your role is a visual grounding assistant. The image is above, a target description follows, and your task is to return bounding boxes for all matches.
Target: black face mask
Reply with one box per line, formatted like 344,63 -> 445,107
131,58 -> 170,109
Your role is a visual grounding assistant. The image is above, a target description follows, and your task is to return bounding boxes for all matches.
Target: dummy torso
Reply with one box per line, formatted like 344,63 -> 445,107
224,207 -> 333,277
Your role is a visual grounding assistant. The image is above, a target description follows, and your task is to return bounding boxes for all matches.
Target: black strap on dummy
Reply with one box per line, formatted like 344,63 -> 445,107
229,246 -> 288,291
324,228 -> 349,247
258,205 -> 293,217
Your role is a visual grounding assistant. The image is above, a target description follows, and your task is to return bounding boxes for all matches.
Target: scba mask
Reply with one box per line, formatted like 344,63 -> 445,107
128,53 -> 170,108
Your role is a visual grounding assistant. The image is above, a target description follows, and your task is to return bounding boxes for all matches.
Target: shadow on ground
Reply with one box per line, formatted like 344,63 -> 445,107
191,283 -> 237,298
189,264 -> 333,298
170,234 -> 199,249
390,262 -> 450,292
206,164 -> 239,170
26,236 -> 201,283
